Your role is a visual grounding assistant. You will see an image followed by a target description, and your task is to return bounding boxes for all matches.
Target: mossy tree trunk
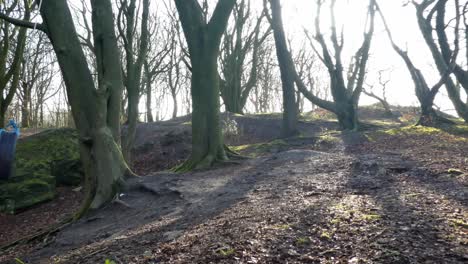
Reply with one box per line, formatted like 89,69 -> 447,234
0,0 -> 132,213
174,0 -> 236,171
267,0 -> 299,137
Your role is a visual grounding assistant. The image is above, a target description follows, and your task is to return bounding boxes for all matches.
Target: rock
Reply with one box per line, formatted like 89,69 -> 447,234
0,172 -> 55,214
52,159 -> 83,186
0,128 -> 82,213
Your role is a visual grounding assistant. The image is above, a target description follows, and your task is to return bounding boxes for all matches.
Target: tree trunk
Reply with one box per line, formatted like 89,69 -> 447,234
123,89 -> 138,164
336,100 -> 358,130
21,87 -> 30,128
174,0 -> 236,171
268,0 -> 298,137
37,0 -> 130,213
146,80 -> 153,122
171,91 -> 178,119
179,53 -> 227,170
120,0 -> 150,164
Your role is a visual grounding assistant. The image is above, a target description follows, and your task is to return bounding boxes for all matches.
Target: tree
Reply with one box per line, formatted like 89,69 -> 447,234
266,0 -> 299,137
413,0 -> 468,122
0,0 -> 132,214
432,0 -> 468,122
363,69 -> 393,117
18,31 -> 52,128
143,11 -> 171,123
0,0 -> 30,126
173,0 -> 237,171
117,0 -> 150,164
377,2 -> 456,125
295,0 -> 377,130
220,0 -> 270,114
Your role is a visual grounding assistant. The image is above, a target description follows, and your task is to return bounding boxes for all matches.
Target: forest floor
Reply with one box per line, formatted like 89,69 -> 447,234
1,108 -> 467,264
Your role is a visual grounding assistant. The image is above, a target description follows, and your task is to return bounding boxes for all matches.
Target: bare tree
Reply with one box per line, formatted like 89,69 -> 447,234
377,2 -> 455,125
294,0 -> 377,130
0,0 -> 30,126
220,0 -> 270,114
117,0 -> 150,164
363,69 -> 393,116
413,0 -> 468,122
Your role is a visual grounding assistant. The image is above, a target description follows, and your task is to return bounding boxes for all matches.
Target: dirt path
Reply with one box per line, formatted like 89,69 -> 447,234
2,130 -> 465,263
1,113 -> 467,263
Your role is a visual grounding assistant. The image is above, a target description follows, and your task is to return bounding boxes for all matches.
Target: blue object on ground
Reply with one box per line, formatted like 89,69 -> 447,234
0,120 -> 20,180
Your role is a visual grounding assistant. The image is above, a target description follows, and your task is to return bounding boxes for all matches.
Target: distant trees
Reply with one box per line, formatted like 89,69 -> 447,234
220,0 -> 270,114
295,0 -> 377,130
18,32 -> 56,128
0,0 -> 30,127
117,0 -> 150,164
363,69 -> 393,117
174,0 -> 237,171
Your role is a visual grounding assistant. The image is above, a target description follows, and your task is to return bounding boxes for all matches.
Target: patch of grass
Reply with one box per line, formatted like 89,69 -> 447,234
217,247 -> 235,257
274,224 -> 291,230
300,110 -> 337,122
330,218 -> 342,225
229,139 -> 289,157
360,214 -> 381,222
366,119 -> 400,127
296,236 -> 311,245
320,231 -> 332,240
450,219 -> 468,228
443,123 -> 468,136
249,112 -> 283,119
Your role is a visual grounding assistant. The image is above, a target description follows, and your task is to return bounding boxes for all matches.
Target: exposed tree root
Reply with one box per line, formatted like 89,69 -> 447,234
173,145 -> 247,173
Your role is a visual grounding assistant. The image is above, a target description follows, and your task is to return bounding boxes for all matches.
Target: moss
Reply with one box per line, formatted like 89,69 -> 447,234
360,214 -> 381,222
274,224 -> 291,230
0,128 -> 82,213
330,218 -> 341,225
229,139 -> 289,157
296,237 -> 311,245
320,231 -> 332,240
450,219 -> 468,228
217,247 -> 235,257
0,176 -> 55,214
